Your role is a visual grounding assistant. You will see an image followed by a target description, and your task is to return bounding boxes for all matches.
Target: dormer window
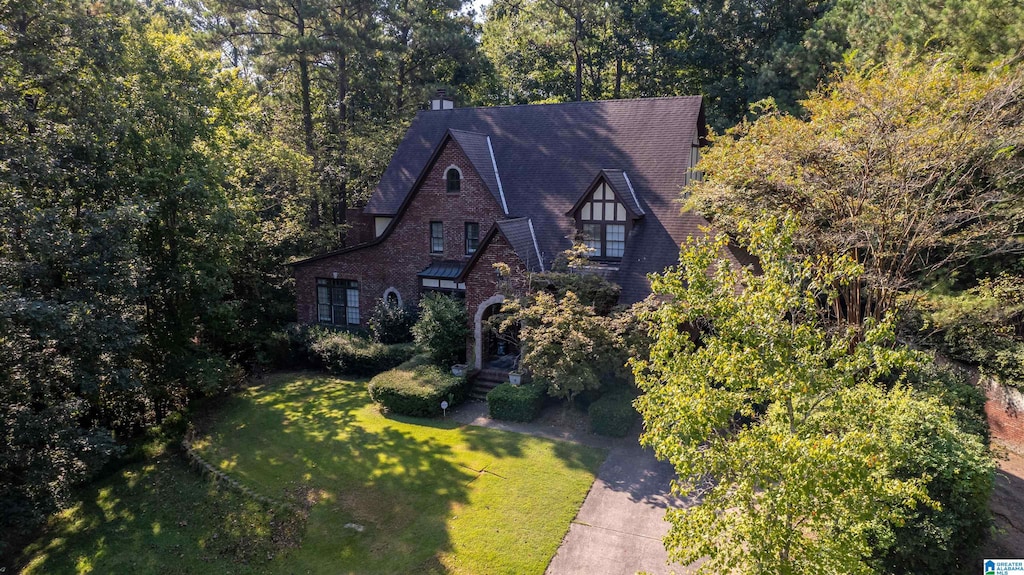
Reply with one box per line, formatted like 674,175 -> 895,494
446,167 -> 461,194
577,182 -> 628,259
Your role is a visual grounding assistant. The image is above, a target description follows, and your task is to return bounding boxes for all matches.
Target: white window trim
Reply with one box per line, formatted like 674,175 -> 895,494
443,165 -> 463,182
383,287 -> 402,308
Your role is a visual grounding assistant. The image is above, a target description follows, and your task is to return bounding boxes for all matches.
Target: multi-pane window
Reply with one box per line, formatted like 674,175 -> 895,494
446,168 -> 461,194
578,183 -> 628,259
605,224 -> 625,257
316,278 -> 360,326
465,222 -> 480,255
430,221 -> 444,253
582,223 -> 602,255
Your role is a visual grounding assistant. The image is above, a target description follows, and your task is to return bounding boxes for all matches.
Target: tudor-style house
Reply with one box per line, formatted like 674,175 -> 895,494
291,94 -> 749,371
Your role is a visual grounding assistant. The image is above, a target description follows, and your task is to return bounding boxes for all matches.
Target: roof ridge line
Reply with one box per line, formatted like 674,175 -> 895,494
621,171 -> 645,216
417,95 -> 702,113
486,136 -> 509,215
448,127 -> 488,136
527,219 -> 545,272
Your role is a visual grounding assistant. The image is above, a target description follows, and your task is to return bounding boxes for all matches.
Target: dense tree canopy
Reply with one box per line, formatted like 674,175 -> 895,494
207,0 -> 489,252
1,0 -> 1019,568
688,55 -> 1024,326
635,217 -> 994,574
481,0 -> 1024,128
0,0 -> 291,557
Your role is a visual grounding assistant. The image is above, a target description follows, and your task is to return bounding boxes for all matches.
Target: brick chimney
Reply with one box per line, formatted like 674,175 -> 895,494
430,89 -> 455,111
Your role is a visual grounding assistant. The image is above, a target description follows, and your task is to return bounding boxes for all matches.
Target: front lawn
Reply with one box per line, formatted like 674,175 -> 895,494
19,372 -> 605,574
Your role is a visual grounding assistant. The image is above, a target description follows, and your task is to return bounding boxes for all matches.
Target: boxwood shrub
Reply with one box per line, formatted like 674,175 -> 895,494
368,355 -> 467,417
307,327 -> 414,376
487,383 -> 546,422
588,393 -> 637,437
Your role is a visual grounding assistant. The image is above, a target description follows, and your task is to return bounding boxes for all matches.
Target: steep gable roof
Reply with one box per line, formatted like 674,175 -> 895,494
566,169 -> 646,220
496,218 -> 544,272
460,218 -> 544,281
366,96 -> 715,303
447,129 -> 507,215
602,169 -> 645,217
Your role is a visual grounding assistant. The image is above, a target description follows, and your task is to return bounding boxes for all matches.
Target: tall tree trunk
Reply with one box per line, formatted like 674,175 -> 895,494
614,54 -> 622,99
295,2 -> 319,228
334,48 -> 349,240
573,12 -> 583,101
396,0 -> 410,115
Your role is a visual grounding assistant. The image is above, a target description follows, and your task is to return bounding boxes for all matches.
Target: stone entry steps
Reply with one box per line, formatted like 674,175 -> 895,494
468,368 -> 509,401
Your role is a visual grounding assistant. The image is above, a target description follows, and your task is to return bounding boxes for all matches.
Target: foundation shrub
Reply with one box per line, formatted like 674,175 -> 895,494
307,327 -> 414,376
487,383 -> 546,422
368,299 -> 417,344
368,355 -> 467,417
588,393 -> 637,437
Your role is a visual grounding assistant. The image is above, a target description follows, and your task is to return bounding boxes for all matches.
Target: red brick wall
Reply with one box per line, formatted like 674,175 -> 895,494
463,234 -> 529,368
294,137 -> 506,325
344,208 -> 374,246
986,380 -> 1024,448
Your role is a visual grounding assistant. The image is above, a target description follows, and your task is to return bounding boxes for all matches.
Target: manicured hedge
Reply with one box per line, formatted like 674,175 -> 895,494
588,393 -> 637,437
307,328 -> 414,376
368,355 -> 467,417
487,383 -> 546,422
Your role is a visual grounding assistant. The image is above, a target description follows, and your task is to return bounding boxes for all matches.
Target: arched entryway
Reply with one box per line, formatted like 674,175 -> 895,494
473,295 -> 520,370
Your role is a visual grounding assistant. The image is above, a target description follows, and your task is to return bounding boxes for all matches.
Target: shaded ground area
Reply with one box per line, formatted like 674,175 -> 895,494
19,373 -> 605,575
453,401 -> 693,575
983,439 -> 1024,557
544,440 -> 695,575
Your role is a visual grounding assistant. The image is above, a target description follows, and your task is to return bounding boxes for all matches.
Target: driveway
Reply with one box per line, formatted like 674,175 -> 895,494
544,439 -> 694,575
452,401 -> 694,575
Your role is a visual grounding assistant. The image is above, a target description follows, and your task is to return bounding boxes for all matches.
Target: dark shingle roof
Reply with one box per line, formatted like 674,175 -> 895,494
367,96 -> 716,303
601,169 -> 645,217
496,218 -> 544,272
447,129 -> 506,214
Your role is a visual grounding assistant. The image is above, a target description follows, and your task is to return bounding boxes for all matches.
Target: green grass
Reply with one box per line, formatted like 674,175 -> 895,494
19,372 -> 606,574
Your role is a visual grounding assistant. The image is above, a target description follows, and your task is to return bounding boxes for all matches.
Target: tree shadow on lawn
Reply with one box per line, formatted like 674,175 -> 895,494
453,423 -> 606,475
198,372 -> 606,573
18,456 -> 303,575
381,401 -> 597,468
199,373 -> 480,574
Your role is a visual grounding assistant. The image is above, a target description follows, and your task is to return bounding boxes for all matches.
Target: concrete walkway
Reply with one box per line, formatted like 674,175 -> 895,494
451,401 -> 694,575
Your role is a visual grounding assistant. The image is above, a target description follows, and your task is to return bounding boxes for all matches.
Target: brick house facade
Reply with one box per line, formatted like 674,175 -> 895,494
291,96 -> 750,370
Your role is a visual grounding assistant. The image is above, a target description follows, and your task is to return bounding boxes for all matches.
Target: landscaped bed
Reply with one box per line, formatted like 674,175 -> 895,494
18,372 -> 606,574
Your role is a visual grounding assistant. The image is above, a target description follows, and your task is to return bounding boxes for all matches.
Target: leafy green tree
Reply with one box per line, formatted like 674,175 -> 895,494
919,274 -> 1024,389
634,216 -> 993,574
795,0 -> 1024,92
499,290 -> 625,402
689,54 -> 1024,327
412,292 -> 469,366
664,0 -> 828,128
0,2 -> 291,558
482,0 -> 630,103
492,260 -> 639,402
